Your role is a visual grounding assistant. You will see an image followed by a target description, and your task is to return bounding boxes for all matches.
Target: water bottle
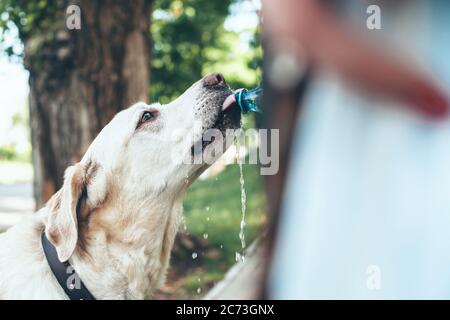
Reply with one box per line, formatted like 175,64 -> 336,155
235,86 -> 262,114
223,86 -> 262,114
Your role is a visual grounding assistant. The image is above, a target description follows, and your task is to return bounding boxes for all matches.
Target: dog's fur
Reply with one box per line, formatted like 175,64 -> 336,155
0,74 -> 240,299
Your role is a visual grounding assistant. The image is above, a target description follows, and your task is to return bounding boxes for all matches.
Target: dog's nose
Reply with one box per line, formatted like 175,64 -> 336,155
203,73 -> 226,87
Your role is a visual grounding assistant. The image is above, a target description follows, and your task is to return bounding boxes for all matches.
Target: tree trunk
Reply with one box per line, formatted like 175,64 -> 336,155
25,0 -> 152,207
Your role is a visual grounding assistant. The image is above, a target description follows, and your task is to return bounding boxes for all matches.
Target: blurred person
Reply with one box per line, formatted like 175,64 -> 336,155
264,0 -> 450,298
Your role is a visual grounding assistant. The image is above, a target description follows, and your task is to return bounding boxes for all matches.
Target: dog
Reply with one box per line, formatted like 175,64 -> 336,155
0,73 -> 240,299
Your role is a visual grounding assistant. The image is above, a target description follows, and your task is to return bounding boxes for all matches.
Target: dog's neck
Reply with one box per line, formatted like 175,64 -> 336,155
67,192 -> 183,299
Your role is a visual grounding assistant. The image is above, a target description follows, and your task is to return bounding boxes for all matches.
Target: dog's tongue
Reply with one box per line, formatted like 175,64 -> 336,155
222,94 -> 236,111
222,89 -> 245,111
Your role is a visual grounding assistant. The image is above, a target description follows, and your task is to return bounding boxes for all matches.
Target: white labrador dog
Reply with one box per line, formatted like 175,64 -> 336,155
0,73 -> 240,299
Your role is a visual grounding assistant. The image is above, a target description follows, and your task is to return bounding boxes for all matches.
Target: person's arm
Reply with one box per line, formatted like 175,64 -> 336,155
262,0 -> 449,118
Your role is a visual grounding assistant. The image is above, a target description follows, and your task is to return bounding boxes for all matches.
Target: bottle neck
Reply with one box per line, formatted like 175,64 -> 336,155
235,86 -> 262,114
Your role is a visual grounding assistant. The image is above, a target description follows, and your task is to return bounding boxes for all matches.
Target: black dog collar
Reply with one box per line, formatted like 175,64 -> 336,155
41,232 -> 95,300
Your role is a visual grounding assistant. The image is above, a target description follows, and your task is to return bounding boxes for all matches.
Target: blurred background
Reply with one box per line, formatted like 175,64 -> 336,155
0,0 -> 265,299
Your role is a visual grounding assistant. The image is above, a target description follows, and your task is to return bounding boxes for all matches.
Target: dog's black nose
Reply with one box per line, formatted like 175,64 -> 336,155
203,73 -> 226,87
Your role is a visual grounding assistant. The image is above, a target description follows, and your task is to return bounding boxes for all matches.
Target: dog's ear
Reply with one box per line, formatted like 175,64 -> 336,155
45,161 -> 106,262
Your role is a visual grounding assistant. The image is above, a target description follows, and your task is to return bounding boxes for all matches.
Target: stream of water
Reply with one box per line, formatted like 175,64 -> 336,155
235,129 -> 247,263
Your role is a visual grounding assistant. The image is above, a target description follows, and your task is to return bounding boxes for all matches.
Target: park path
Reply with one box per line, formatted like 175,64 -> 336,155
0,183 -> 34,232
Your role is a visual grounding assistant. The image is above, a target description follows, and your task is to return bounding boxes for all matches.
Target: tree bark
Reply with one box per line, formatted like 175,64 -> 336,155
26,0 -> 152,207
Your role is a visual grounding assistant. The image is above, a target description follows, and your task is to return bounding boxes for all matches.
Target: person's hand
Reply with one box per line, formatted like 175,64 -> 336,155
262,0 -> 449,119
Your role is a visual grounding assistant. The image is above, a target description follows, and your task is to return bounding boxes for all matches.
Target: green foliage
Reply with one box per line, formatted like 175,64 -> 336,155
12,105 -> 29,127
0,143 -> 31,162
151,0 -> 262,103
0,144 -> 16,160
0,107 -> 31,163
1,0 -> 263,101
0,0 -> 61,56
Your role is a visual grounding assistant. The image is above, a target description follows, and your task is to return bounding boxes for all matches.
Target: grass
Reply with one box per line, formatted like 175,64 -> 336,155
165,160 -> 267,298
184,161 -> 266,263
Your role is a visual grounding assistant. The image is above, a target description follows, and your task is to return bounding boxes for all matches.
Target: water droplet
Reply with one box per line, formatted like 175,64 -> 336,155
192,252 -> 198,259
181,215 -> 188,231
205,206 -> 210,212
197,287 -> 202,294
203,233 -> 208,239
235,252 -> 245,263
220,244 -> 223,249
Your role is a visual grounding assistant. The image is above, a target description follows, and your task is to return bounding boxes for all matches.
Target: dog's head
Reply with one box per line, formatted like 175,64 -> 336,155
45,73 -> 240,262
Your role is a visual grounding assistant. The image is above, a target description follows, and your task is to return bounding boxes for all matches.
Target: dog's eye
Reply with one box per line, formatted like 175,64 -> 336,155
141,111 -> 153,123
136,110 -> 159,130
